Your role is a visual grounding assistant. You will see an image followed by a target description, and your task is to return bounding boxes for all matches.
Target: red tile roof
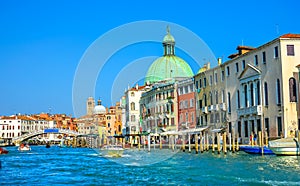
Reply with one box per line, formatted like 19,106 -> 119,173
280,33 -> 300,38
129,85 -> 147,91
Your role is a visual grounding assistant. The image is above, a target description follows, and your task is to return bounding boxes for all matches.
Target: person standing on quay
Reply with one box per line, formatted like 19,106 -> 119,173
254,133 -> 257,145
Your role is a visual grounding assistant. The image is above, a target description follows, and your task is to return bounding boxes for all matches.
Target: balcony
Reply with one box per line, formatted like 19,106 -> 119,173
213,104 -> 219,111
201,107 -> 208,114
208,105 -> 214,112
219,103 -> 227,111
237,105 -> 262,116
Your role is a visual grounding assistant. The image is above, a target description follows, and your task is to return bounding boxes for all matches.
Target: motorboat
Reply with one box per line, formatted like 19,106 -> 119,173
100,145 -> 124,157
268,138 -> 300,156
0,147 -> 8,154
239,145 -> 274,155
18,144 -> 31,151
58,140 -> 67,148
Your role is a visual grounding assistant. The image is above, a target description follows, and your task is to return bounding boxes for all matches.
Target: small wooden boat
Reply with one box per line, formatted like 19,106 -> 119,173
0,147 -> 8,154
239,145 -> 274,155
268,138 -> 299,156
18,144 -> 31,151
100,145 -> 124,157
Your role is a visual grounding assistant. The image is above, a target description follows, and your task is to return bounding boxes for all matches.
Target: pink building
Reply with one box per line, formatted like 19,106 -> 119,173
177,78 -> 197,130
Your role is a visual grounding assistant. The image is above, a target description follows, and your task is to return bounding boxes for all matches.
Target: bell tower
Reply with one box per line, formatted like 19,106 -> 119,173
86,97 -> 95,115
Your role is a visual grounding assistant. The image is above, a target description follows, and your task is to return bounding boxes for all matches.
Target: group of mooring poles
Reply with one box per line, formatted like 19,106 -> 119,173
143,132 -> 183,152
142,131 -> 242,154
184,131 -> 240,154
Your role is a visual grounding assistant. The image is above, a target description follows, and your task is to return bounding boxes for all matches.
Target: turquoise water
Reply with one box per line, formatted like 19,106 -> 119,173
1,146 -> 300,185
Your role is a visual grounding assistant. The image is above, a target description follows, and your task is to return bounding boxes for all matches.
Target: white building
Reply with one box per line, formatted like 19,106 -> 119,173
0,116 -> 22,144
124,84 -> 148,144
194,33 -> 300,143
0,115 -> 55,145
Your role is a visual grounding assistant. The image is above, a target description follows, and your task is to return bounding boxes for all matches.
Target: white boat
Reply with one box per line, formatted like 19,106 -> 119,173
100,145 -> 124,157
268,138 -> 300,156
58,140 -> 67,148
18,144 -> 31,151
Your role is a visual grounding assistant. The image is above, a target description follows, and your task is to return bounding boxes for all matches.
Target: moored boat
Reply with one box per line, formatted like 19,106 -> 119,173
18,144 -> 31,151
239,145 -> 274,155
268,138 -> 300,156
0,147 -> 9,154
58,139 -> 69,148
100,145 -> 124,157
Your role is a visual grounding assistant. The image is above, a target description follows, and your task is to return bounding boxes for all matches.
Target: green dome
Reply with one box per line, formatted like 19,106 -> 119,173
145,26 -> 194,84
145,55 -> 194,83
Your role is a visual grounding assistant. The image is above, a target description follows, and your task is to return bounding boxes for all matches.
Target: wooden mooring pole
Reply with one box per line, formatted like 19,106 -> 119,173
182,134 -> 185,152
200,132 -> 203,153
232,132 -> 235,153
217,133 -> 221,154
236,133 -> 239,151
212,132 -> 215,153
160,135 -> 162,150
195,134 -> 198,154
206,132 -> 209,151
223,132 -> 227,154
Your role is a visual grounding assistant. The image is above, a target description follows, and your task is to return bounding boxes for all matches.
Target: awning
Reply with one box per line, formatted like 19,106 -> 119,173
160,131 -> 182,135
180,126 -> 209,134
211,127 -> 226,133
150,133 -> 160,136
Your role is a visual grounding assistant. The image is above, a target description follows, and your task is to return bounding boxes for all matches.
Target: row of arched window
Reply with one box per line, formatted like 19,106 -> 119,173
1,132 -> 20,137
200,77 -> 298,113
1,125 -> 20,130
233,77 -> 297,112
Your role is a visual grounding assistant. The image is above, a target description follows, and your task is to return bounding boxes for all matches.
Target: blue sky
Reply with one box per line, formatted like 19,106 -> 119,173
0,0 -> 299,117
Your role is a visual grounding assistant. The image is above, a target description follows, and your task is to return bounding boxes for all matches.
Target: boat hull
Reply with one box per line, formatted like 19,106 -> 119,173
101,150 -> 124,157
268,138 -> 300,156
268,147 -> 300,156
0,147 -> 8,154
100,145 -> 124,157
239,146 -> 274,155
18,147 -> 31,151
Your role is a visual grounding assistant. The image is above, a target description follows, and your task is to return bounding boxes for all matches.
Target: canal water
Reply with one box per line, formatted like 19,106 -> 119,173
1,146 -> 300,185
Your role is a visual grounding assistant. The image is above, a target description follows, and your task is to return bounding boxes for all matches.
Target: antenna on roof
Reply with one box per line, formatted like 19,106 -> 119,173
276,24 -> 280,35
241,39 -> 244,46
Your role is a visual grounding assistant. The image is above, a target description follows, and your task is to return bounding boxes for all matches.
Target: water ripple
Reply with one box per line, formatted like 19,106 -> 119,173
1,146 -> 300,185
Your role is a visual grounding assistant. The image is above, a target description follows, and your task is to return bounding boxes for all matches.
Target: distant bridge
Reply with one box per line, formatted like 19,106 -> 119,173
12,128 -> 84,145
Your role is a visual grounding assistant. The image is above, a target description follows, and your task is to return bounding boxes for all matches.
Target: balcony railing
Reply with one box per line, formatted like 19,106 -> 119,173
201,107 -> 208,114
218,103 -> 227,111
237,105 -> 262,116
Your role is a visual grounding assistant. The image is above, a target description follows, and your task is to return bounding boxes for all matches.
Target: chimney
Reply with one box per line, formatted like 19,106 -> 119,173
218,58 -> 222,65
237,46 -> 255,55
206,62 -> 210,70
